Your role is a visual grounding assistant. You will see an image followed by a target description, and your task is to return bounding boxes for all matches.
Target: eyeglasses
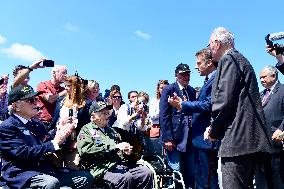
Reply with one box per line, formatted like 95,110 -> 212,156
113,96 -> 122,99
207,40 -> 218,47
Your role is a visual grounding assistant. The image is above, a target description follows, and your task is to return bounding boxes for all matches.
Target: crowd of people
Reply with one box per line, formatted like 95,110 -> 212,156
0,26 -> 284,189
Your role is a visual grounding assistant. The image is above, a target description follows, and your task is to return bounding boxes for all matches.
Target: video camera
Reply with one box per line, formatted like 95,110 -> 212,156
265,34 -> 284,55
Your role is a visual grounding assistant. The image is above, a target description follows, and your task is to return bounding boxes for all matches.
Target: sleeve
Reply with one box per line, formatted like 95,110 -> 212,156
278,91 -> 284,131
209,56 -> 242,139
116,104 -> 131,130
181,96 -> 212,114
0,126 -> 55,161
148,98 -> 159,121
159,86 -> 173,142
276,61 -> 284,75
77,126 -> 118,159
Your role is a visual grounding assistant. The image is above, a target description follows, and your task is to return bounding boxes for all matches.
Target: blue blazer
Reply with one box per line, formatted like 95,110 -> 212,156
181,72 -> 219,150
0,115 -> 56,189
159,82 -> 196,145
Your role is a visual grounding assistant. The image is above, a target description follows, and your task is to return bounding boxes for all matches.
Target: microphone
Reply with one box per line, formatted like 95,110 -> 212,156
269,32 -> 284,41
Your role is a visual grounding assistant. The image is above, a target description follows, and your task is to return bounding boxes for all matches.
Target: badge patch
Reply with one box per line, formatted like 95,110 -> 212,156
23,130 -> 30,135
95,138 -> 102,144
79,133 -> 85,140
90,129 -> 100,138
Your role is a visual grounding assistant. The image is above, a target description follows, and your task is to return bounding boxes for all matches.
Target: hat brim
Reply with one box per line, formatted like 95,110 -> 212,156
89,104 -> 112,115
20,91 -> 41,100
95,105 -> 112,112
177,70 -> 190,74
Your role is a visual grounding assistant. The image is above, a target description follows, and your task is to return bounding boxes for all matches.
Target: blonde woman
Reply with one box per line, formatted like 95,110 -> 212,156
49,75 -> 90,169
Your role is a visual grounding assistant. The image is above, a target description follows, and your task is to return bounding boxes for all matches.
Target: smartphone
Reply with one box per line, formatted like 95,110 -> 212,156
42,60 -> 54,67
0,78 -> 4,85
69,109 -> 73,117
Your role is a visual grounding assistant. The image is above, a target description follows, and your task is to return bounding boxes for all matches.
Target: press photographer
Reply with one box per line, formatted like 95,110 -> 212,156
265,32 -> 284,74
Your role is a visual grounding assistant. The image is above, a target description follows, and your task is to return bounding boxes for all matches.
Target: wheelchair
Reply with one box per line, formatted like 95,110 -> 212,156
141,138 -> 185,189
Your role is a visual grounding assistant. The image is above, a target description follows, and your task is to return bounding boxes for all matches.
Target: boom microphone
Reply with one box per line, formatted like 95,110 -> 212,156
269,32 -> 284,41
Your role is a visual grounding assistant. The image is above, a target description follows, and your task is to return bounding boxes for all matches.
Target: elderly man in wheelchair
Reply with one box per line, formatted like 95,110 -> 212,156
77,101 -> 154,189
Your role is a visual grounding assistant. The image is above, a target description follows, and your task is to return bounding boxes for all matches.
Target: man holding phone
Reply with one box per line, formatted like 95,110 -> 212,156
37,65 -> 67,127
0,74 -> 9,122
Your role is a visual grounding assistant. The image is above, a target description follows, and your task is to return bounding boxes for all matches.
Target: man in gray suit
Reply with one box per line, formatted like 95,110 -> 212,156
204,27 -> 272,189
255,65 -> 284,188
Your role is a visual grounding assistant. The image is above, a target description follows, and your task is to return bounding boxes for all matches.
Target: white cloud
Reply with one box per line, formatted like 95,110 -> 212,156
1,43 -> 44,62
0,34 -> 6,45
65,22 -> 79,32
135,30 -> 152,39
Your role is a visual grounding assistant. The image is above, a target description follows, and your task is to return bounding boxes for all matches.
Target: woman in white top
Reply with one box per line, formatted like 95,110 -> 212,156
113,91 -> 150,162
146,80 -> 169,155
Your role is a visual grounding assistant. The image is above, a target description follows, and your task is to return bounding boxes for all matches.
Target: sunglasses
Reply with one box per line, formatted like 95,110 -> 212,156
113,96 -> 122,99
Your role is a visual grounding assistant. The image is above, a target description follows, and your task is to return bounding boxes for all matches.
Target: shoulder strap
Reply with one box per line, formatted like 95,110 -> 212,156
228,54 -> 272,144
126,103 -> 133,115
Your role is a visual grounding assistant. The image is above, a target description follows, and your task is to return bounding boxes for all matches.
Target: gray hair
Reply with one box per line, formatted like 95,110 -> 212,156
211,27 -> 234,46
51,65 -> 67,72
263,65 -> 278,79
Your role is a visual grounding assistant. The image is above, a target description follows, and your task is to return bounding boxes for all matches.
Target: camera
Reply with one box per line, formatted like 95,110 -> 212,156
265,34 -> 284,55
42,60 -> 54,67
0,78 -> 4,85
137,99 -> 148,113
69,109 -> 73,117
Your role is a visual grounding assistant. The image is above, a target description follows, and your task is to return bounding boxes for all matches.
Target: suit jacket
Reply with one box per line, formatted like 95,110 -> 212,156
181,71 -> 219,150
210,49 -> 271,157
261,82 -> 284,153
159,82 -> 196,146
0,114 -> 56,189
276,62 -> 284,75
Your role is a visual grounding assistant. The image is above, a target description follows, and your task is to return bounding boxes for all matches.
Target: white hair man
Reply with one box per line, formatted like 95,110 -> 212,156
204,27 -> 272,189
37,65 -> 67,126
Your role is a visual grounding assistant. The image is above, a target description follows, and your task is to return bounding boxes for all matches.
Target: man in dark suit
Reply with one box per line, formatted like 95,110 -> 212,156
160,63 -> 196,188
204,27 -> 272,189
0,85 -> 93,189
255,65 -> 284,188
169,48 -> 219,189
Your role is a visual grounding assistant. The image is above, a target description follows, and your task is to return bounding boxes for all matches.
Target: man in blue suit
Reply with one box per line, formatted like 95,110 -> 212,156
160,63 -> 196,188
0,85 -> 93,189
169,48 -> 219,189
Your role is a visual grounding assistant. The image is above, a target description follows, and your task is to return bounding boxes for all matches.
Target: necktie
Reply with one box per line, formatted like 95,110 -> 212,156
262,88 -> 271,106
182,88 -> 188,100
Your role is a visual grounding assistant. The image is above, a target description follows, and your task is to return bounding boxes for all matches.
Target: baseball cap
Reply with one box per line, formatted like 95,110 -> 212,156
8,85 -> 39,105
175,63 -> 191,75
89,101 -> 112,115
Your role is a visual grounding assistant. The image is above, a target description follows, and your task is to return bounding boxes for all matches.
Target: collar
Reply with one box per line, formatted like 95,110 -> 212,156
267,80 -> 279,92
177,81 -> 186,91
224,48 -> 234,55
13,113 -> 29,124
207,70 -> 217,80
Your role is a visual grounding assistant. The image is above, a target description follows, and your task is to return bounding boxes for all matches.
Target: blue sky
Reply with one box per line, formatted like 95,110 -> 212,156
0,0 -> 283,99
